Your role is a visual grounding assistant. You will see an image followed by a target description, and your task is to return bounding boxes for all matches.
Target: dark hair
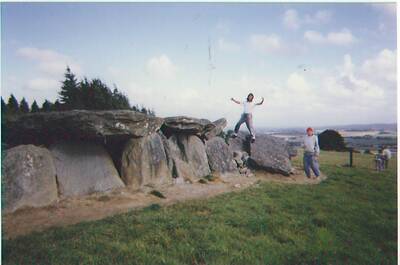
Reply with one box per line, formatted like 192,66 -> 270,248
247,93 -> 254,101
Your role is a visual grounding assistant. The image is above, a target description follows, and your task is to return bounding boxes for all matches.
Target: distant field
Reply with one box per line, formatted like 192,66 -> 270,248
339,130 -> 396,137
2,151 -> 397,265
344,136 -> 397,152
268,130 -> 397,153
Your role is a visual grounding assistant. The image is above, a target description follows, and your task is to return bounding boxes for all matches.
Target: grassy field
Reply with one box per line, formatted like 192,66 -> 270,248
2,151 -> 397,265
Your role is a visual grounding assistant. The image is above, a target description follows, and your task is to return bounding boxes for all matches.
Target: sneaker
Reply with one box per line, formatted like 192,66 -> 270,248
231,133 -> 238,138
251,136 -> 255,143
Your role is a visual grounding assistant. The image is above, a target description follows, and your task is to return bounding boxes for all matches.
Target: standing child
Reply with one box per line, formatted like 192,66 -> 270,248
303,127 -> 320,178
382,146 -> 392,169
231,93 -> 264,143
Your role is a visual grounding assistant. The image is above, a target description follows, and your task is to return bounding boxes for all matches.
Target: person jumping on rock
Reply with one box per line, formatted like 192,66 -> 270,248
230,93 -> 264,142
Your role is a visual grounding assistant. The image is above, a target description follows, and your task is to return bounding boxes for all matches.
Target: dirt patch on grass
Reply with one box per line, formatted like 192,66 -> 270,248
2,167 -> 326,239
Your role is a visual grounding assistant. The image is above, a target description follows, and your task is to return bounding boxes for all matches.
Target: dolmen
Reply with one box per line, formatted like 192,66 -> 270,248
2,110 -> 295,212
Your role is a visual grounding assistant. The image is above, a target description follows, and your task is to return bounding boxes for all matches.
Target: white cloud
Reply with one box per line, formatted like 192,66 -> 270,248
283,9 -> 300,30
287,72 -> 312,94
17,47 -> 66,61
326,29 -> 356,45
370,3 -> 396,17
304,30 -> 325,44
361,49 -> 397,83
101,49 -> 397,127
26,78 -> 59,91
17,47 -> 82,76
227,50 -> 395,126
324,54 -> 386,104
217,38 -> 240,52
283,9 -> 332,30
146,55 -> 177,80
16,47 -> 82,98
122,80 -> 217,119
250,34 -> 281,53
342,54 -> 354,75
304,10 -> 332,24
304,28 -> 356,46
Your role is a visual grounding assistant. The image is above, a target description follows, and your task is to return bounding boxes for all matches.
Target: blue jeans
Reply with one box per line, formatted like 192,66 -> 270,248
234,113 -> 255,137
303,152 -> 320,177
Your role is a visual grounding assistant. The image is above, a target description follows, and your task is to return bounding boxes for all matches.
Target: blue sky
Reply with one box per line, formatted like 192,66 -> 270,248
1,3 -> 397,128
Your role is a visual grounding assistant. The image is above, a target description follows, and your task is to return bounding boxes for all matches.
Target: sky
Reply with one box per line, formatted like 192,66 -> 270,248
1,2 -> 397,128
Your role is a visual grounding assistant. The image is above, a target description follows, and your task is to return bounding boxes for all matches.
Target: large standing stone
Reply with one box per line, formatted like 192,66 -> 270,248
158,132 -> 175,175
165,134 -> 211,182
286,142 -> 298,158
50,141 -> 124,197
3,145 -> 58,212
4,110 -> 164,147
227,131 -> 251,154
205,137 -> 237,173
204,118 -> 227,140
248,135 -> 293,176
161,116 -> 215,137
121,133 -> 172,189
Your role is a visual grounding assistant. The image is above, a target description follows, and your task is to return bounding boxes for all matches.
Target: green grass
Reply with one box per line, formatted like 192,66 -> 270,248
2,151 -> 397,265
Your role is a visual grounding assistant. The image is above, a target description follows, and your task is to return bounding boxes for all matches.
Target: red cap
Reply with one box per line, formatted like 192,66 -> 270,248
306,127 -> 313,132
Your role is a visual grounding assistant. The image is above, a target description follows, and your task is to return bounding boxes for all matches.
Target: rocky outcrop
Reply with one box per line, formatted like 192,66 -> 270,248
233,151 -> 254,177
4,110 -> 164,147
161,116 -> 215,137
2,109 -> 298,213
248,134 -> 292,176
3,145 -> 58,212
227,132 -> 293,176
121,133 -> 172,189
204,118 -> 227,140
165,134 -> 211,182
286,143 -> 298,158
227,131 -> 251,154
50,141 -> 124,197
205,137 -> 237,173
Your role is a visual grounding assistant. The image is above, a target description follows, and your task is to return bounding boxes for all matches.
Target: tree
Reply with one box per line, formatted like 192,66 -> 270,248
53,100 -> 62,111
24,67 -> 151,113
89,78 -> 114,110
31,100 -> 40,113
19,98 -> 30,113
78,77 -> 91,109
76,79 -> 132,110
59,66 -> 81,109
1,97 -> 7,115
318,129 -> 347,151
147,108 -> 156,116
41,100 -> 53,112
111,86 -> 131,110
7,94 -> 19,114
140,107 -> 148,115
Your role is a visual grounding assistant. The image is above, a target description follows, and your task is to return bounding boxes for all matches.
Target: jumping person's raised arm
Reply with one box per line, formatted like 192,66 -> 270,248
256,97 -> 265,106
231,98 -> 241,104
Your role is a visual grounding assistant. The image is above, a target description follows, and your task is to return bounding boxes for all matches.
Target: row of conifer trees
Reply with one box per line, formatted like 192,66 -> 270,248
2,67 -> 155,116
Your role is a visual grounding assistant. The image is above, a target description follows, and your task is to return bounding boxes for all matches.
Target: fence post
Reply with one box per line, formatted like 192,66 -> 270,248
349,147 -> 353,167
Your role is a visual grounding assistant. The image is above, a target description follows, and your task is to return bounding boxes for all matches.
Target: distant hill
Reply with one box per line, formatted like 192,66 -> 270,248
256,123 -> 397,134
317,123 -> 397,132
